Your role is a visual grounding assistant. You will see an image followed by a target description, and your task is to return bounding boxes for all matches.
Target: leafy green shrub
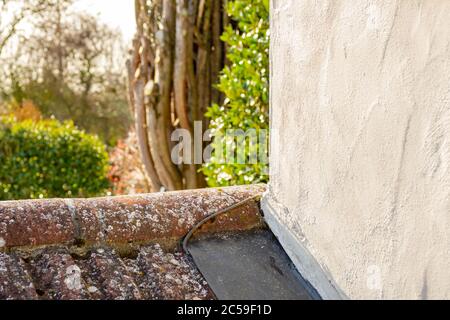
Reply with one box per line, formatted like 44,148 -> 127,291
202,0 -> 269,187
0,117 -> 110,200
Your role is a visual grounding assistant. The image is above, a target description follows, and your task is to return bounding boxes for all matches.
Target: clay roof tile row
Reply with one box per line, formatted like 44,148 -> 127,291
0,185 -> 266,300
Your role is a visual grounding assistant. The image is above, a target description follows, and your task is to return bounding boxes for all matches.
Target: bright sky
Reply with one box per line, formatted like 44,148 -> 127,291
72,0 -> 136,42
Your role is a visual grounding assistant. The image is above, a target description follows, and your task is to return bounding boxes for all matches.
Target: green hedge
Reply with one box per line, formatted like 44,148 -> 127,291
0,117 -> 110,200
202,0 -> 270,187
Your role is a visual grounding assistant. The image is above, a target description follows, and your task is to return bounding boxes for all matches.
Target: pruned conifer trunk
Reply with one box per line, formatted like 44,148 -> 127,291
128,0 -> 226,191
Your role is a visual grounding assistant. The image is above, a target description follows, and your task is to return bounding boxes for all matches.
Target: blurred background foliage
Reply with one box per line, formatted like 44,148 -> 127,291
0,0 -> 269,199
201,0 -> 270,187
0,0 -> 131,147
0,116 -> 109,200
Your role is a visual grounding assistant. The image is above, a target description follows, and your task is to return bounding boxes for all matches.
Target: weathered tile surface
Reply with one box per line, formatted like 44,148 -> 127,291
0,185 -> 265,300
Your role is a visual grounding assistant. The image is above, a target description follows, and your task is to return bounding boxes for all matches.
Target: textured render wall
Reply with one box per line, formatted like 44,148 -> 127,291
265,0 -> 450,299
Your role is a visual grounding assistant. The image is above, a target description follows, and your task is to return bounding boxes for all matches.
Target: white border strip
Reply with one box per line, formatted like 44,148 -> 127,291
261,195 -> 348,300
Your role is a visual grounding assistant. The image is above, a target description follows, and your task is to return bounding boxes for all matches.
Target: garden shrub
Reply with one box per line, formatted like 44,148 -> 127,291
0,117 -> 110,200
202,0 -> 270,187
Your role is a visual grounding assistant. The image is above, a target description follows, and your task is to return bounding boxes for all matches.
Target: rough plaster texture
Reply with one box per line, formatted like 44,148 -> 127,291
266,0 -> 450,299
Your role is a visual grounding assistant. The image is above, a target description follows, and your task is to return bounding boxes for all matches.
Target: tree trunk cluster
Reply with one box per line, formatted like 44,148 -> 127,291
128,0 -> 227,192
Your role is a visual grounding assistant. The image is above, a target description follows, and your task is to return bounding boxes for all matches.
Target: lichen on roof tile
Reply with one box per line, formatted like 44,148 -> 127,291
0,252 -> 38,300
0,185 -> 266,300
126,244 -> 214,300
28,247 -> 90,300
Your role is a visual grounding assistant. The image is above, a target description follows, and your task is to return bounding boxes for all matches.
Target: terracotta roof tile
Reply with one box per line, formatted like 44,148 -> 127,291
0,199 -> 75,248
0,185 -> 265,300
28,248 -> 90,300
0,185 -> 265,248
79,247 -> 142,300
0,252 -> 38,300
125,244 -> 214,300
1,244 -> 214,300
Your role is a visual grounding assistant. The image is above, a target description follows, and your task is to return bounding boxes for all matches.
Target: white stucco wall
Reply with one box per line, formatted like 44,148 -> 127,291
265,0 -> 450,299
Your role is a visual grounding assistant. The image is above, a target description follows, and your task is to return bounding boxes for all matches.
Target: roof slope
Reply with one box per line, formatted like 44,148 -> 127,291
0,185 -> 265,300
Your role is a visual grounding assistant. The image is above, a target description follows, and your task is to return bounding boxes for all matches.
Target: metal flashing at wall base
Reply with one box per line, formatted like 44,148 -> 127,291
261,195 -> 347,300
